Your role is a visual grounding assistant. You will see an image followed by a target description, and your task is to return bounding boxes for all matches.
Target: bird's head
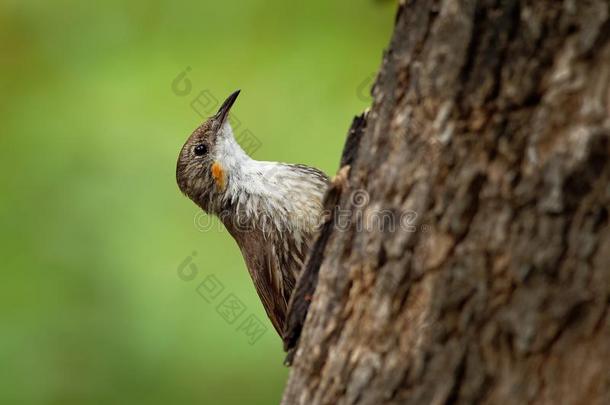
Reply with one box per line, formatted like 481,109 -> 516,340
176,89 -> 245,212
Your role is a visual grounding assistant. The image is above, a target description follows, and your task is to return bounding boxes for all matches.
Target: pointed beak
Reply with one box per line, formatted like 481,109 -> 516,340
215,89 -> 240,126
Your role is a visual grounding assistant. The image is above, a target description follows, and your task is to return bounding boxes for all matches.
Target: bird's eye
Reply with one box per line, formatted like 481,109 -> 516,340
193,144 -> 207,156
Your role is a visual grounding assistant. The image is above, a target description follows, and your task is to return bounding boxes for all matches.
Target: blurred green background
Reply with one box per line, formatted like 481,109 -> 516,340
0,1 -> 394,403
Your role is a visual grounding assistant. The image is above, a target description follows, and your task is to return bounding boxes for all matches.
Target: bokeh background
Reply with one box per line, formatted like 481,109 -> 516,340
0,1 -> 394,403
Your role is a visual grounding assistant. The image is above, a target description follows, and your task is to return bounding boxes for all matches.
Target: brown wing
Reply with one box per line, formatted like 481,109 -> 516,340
235,229 -> 308,335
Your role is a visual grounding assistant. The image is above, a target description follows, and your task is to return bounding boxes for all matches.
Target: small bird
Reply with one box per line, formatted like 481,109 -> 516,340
176,90 -> 329,337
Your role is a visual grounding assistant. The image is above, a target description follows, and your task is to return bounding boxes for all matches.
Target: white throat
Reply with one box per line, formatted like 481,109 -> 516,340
215,122 -> 284,201
213,123 -> 324,238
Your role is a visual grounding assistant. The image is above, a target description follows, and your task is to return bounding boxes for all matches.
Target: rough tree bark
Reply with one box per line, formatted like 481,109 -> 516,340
282,0 -> 610,404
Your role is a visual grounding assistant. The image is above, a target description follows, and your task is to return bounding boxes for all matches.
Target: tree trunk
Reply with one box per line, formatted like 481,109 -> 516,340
282,0 -> 610,404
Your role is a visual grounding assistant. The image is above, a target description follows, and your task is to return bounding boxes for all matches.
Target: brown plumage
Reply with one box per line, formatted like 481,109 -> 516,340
176,90 -> 328,336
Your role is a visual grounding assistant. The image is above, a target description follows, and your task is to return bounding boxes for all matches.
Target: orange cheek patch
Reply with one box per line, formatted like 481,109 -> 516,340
211,162 -> 226,190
